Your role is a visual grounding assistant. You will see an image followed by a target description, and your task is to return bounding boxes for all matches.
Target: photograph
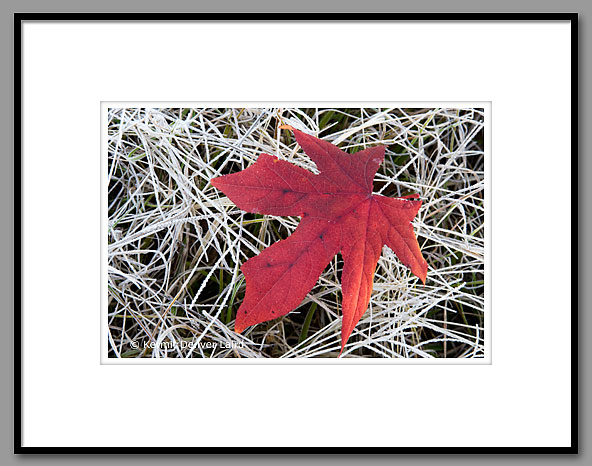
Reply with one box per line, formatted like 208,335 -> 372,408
106,106 -> 487,359
16,12 -> 576,452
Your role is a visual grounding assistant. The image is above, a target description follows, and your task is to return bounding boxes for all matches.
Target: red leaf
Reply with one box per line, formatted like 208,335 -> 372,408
211,127 -> 427,353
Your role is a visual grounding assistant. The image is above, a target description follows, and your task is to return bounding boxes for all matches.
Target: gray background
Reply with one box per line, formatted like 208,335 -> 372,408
2,0 -> 587,464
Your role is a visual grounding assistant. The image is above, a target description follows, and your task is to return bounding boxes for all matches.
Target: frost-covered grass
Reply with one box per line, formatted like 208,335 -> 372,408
107,107 -> 485,358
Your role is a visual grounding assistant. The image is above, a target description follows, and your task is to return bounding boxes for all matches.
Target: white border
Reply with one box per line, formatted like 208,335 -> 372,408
22,21 -> 571,448
100,101 -> 491,365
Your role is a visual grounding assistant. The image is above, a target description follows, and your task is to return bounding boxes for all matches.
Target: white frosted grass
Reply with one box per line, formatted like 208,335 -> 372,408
107,107 -> 485,358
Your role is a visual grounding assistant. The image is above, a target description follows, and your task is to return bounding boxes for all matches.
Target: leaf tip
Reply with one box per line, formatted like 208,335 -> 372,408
279,124 -> 294,130
417,262 -> 428,284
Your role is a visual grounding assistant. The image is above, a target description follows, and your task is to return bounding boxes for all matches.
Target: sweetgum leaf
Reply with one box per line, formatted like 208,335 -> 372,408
211,127 -> 427,353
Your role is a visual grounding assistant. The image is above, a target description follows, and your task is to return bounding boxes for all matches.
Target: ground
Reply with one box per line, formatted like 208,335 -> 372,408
107,107 -> 485,358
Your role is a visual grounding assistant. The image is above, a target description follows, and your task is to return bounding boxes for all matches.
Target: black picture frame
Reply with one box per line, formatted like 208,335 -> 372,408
13,12 -> 578,454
